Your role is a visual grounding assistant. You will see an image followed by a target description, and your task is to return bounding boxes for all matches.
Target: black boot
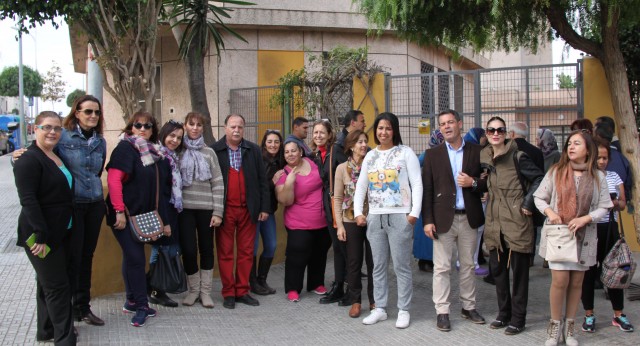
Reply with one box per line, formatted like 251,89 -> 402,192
319,281 -> 344,304
250,256 -> 270,295
257,256 -> 276,294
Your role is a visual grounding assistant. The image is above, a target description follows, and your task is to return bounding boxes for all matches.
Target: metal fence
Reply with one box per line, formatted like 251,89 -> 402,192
386,62 -> 583,153
228,86 -> 283,144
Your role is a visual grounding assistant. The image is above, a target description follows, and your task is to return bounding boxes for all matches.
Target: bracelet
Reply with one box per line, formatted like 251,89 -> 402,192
115,210 -> 124,214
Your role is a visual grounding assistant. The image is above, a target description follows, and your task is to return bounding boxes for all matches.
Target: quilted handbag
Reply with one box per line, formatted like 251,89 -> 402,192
127,165 -> 164,243
601,215 -> 637,289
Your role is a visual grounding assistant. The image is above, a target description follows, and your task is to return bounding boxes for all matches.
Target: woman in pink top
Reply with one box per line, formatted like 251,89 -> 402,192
276,139 -> 331,302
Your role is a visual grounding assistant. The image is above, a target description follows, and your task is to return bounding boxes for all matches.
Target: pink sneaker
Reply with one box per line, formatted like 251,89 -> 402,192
287,291 -> 300,302
312,285 -> 327,295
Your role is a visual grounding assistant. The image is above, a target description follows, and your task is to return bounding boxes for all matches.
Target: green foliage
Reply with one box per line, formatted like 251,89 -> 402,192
0,65 -> 43,97
10,108 -> 18,115
619,22 -> 640,127
269,69 -> 307,111
41,63 -> 67,106
66,89 -> 86,107
556,73 -> 577,89
164,0 -> 253,60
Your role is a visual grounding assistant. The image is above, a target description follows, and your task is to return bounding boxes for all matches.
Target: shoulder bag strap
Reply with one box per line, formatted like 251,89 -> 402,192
329,146 -> 334,197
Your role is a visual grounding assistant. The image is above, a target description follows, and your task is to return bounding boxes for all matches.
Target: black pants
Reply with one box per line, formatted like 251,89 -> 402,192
489,236 -> 530,328
69,200 -> 105,315
344,222 -> 374,305
26,244 -> 76,345
581,222 -> 625,311
284,228 -> 332,293
112,226 -> 148,307
179,209 -> 215,275
327,224 -> 348,283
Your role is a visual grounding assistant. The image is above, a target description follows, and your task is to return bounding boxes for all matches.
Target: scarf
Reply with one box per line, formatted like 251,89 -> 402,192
342,157 -> 363,220
429,129 -> 445,148
180,136 -> 212,187
555,162 -> 594,227
159,146 -> 183,212
463,128 -> 485,145
122,134 -> 162,166
537,128 -> 559,158
76,123 -> 98,146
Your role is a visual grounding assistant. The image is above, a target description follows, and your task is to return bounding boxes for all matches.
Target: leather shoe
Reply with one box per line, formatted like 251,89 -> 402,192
149,290 -> 178,308
236,294 -> 260,306
338,294 -> 351,307
82,311 -> 105,326
349,303 -> 361,318
504,325 -> 526,335
461,309 -> 486,324
490,319 -> 509,329
223,297 -> 235,309
437,314 -> 451,331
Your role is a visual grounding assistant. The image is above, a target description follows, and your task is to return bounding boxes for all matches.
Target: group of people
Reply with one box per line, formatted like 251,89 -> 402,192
13,99 -> 634,345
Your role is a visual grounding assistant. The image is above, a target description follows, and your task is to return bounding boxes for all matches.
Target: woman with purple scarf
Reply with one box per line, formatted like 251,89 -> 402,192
178,112 -> 225,308
106,111 -> 174,327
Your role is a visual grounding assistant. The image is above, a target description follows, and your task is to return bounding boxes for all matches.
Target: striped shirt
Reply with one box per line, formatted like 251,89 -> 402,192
600,170 -> 622,223
180,147 -> 225,216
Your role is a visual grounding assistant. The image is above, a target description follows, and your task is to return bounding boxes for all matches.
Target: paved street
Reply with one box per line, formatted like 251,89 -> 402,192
1,153 -> 638,345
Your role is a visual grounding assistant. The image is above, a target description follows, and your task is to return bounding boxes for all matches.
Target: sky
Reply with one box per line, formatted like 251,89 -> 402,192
0,17 -> 584,118
0,19 -> 85,116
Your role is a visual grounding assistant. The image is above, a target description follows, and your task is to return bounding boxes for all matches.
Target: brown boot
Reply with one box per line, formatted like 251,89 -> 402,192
200,269 -> 215,308
349,303 -> 362,318
182,272 -> 200,306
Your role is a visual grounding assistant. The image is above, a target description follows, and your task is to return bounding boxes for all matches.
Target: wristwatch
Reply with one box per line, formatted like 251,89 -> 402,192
471,178 -> 478,191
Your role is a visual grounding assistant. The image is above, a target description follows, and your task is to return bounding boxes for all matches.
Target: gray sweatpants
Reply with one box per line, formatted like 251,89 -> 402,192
366,213 -> 413,311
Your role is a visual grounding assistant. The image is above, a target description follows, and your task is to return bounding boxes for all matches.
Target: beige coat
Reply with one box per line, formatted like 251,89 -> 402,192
533,170 -> 612,267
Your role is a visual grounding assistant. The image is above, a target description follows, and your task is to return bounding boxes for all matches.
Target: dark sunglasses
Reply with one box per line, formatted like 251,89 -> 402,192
78,109 -> 102,116
486,127 -> 507,135
168,119 -> 183,126
133,122 -> 153,130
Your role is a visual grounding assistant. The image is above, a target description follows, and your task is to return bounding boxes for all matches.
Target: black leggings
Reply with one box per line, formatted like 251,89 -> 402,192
179,209 -> 215,275
581,222 -> 625,311
284,227 -> 332,293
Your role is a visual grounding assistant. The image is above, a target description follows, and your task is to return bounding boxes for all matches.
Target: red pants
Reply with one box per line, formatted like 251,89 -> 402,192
216,205 -> 256,298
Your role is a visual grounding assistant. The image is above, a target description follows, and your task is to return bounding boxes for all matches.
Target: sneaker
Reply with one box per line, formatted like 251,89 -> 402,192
490,319 -> 509,329
122,300 -> 137,314
396,310 -> 410,329
437,313 -> 451,332
287,291 -> 300,302
504,325 -> 525,335
582,315 -> 596,333
612,314 -> 634,332
130,307 -> 156,327
312,285 -> 327,295
475,267 -> 489,276
363,308 -> 388,325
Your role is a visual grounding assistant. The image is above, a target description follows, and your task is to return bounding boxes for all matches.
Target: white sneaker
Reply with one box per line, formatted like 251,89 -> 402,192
396,310 -> 410,329
363,308 -> 388,325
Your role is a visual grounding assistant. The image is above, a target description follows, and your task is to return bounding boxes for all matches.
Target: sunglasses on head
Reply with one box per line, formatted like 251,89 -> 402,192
78,109 -> 102,116
133,122 -> 153,130
168,119 -> 183,126
486,127 -> 507,135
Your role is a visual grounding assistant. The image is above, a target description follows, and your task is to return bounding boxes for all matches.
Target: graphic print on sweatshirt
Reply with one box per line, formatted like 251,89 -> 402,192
365,146 -> 410,209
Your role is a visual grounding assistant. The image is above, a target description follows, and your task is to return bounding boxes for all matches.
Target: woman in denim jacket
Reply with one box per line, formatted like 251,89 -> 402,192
58,95 -> 107,326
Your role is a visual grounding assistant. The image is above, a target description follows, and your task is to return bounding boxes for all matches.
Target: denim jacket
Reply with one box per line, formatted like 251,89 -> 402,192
56,128 -> 106,203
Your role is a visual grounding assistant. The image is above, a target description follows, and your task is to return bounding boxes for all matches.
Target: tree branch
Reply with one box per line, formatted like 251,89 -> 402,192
544,1 -> 603,60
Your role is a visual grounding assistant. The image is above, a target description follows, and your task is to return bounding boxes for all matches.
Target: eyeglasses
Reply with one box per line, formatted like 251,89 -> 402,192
78,109 -> 102,116
36,125 -> 63,133
486,127 -> 507,135
168,119 -> 183,126
133,122 -> 153,130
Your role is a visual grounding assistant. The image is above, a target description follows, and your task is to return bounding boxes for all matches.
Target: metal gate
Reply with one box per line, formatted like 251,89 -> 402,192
386,62 -> 583,153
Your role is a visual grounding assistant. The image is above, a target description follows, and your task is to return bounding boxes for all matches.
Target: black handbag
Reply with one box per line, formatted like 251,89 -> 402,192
149,246 -> 187,294
127,165 -> 164,243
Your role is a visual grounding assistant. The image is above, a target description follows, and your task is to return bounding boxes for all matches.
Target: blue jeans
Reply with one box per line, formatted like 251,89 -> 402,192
254,213 -> 277,258
150,243 -> 181,264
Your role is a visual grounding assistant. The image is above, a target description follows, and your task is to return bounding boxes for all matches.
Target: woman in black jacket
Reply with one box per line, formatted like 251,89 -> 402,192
14,111 -> 76,345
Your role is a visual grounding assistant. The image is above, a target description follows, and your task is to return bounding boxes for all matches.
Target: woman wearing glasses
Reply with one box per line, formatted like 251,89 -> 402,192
13,96 -> 107,327
479,117 -> 543,335
250,130 -> 285,295
178,112 -> 224,308
14,111 -> 76,344
534,129 -> 612,346
106,112 -> 173,327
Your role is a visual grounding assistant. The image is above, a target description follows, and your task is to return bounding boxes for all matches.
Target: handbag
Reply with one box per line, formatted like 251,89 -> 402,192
127,165 -> 164,243
601,212 -> 637,289
543,223 -> 578,263
149,246 -> 188,294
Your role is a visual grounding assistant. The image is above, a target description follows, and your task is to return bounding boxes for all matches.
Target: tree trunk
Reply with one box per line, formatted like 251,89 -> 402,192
601,30 -> 640,244
184,29 -> 216,145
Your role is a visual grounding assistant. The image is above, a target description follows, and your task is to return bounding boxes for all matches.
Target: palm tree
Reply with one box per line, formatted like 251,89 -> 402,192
164,0 -> 253,144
